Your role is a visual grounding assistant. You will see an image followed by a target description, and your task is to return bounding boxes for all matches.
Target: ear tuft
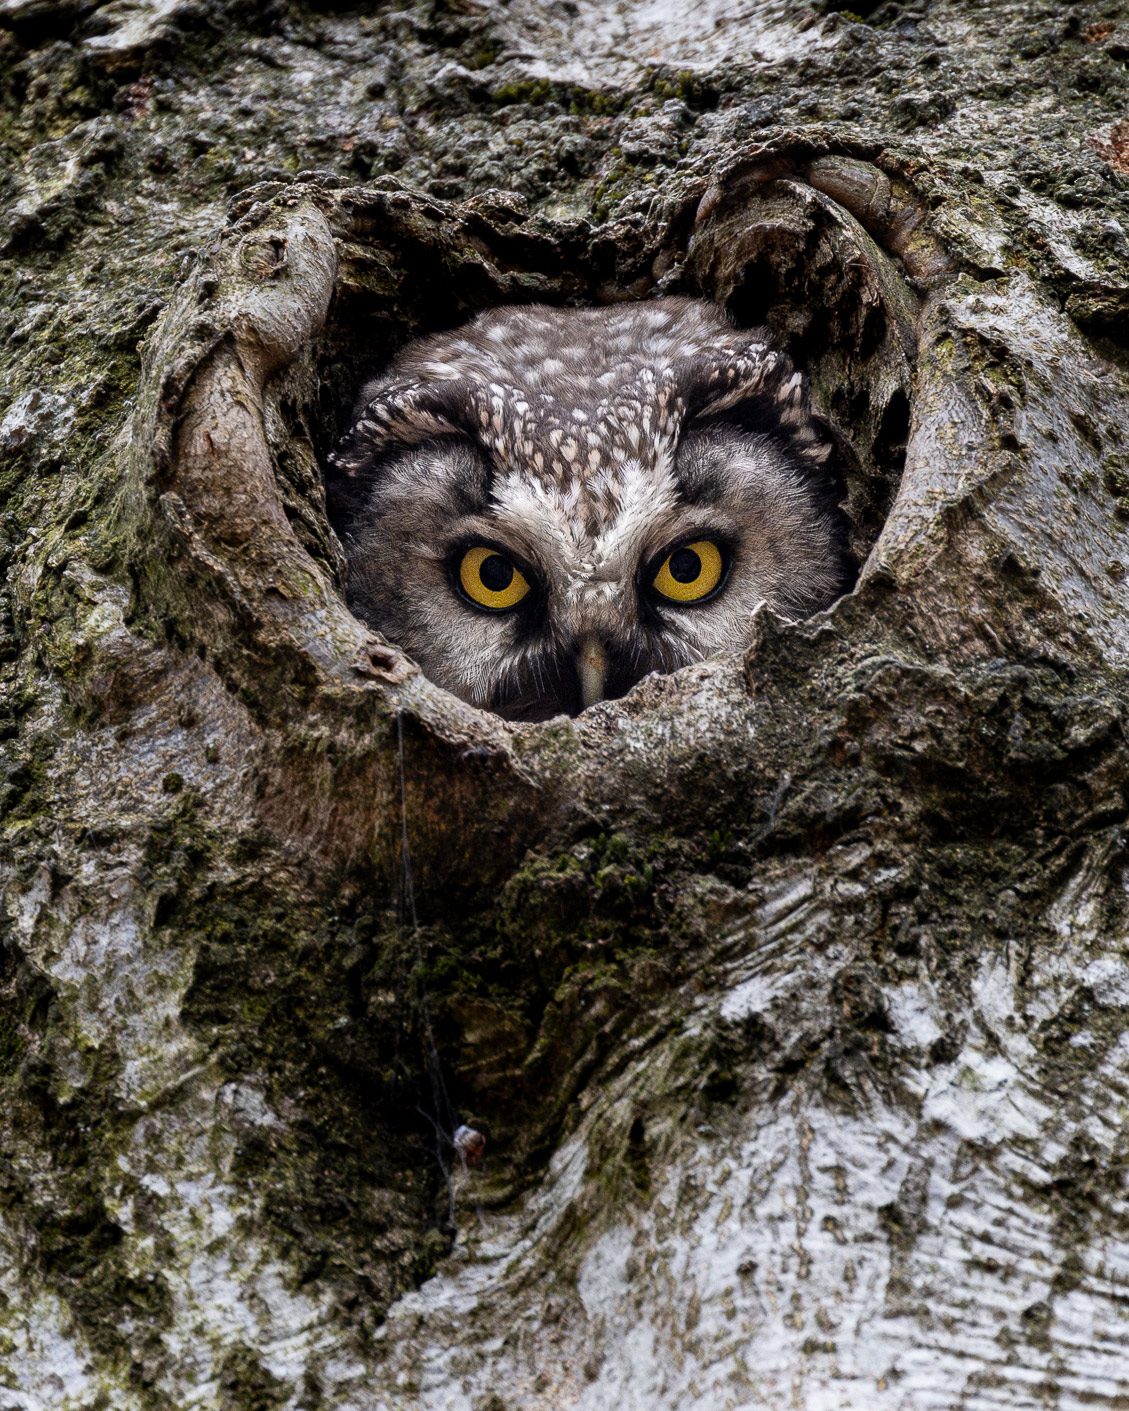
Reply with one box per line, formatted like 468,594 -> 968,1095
682,339 -> 840,480
331,378 -> 478,477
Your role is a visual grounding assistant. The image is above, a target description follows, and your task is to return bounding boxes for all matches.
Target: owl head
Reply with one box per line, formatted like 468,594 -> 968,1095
329,298 -> 851,721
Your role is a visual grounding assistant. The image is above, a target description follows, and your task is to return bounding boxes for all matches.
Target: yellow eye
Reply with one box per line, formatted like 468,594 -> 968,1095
651,539 -> 726,604
458,546 -> 532,612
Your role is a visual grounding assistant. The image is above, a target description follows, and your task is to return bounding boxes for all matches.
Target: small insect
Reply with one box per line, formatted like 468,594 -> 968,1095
331,298 -> 850,720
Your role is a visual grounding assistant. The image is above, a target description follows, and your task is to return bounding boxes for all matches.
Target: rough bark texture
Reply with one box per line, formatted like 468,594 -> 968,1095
2,1 -> 1129,1407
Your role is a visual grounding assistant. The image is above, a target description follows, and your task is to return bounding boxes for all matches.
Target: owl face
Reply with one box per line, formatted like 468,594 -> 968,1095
331,299 -> 850,721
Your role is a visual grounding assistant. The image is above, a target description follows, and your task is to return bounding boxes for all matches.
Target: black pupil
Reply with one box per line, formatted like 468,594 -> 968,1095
669,547 -> 702,583
480,554 -> 514,592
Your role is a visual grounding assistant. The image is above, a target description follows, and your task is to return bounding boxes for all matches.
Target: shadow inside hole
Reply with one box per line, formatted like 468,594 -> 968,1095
717,216 -> 914,561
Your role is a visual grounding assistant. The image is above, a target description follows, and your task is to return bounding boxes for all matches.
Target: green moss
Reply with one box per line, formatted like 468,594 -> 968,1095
490,77 -> 558,107
464,42 -> 502,70
489,76 -> 627,116
1103,454 -> 1129,518
175,858 -> 445,1325
648,69 -> 721,109
218,1346 -> 289,1411
0,961 -> 175,1404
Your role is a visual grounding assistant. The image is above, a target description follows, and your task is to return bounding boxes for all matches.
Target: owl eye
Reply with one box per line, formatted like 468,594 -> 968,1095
457,546 -> 532,612
650,539 -> 727,604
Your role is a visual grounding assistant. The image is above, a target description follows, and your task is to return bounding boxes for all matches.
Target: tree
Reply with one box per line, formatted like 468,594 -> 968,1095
2,0 -> 1129,1405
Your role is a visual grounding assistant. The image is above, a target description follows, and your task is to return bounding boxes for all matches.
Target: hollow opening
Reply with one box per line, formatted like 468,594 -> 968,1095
247,178 -> 917,721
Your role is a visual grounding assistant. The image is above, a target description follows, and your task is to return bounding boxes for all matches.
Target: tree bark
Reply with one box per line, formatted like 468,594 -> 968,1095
2,1 -> 1129,1407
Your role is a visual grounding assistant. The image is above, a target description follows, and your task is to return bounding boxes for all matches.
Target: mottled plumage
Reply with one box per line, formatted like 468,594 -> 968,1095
329,298 -> 850,720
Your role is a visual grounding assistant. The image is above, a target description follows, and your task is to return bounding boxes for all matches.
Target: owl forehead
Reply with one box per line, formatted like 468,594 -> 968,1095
471,374 -> 683,524
422,299 -> 732,363
406,301 -> 749,410
402,305 -> 753,518
489,450 -> 682,589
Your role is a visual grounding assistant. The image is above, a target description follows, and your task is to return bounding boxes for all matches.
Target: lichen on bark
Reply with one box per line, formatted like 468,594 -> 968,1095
1,0 -> 1129,1407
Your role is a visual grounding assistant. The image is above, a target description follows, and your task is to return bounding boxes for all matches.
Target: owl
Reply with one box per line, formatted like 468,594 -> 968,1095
329,298 -> 850,721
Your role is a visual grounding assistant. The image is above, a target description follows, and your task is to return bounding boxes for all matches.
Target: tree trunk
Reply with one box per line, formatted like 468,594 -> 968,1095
2,1 -> 1129,1406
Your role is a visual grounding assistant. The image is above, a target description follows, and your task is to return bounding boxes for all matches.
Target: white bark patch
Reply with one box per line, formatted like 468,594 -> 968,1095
0,1222 -> 138,1411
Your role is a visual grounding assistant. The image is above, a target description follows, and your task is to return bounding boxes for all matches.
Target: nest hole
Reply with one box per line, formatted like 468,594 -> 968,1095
207,178 -> 919,719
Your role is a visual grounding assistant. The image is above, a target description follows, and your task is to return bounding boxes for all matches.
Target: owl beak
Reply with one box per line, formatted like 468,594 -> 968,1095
577,633 -> 607,709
